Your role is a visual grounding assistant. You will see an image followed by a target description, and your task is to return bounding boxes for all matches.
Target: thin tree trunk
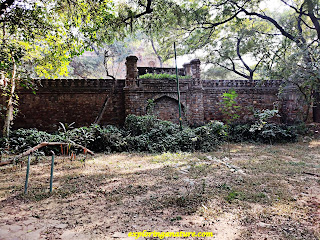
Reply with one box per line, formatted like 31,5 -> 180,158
93,50 -> 116,124
3,55 -> 16,140
313,91 -> 320,122
150,38 -> 163,67
94,96 -> 110,124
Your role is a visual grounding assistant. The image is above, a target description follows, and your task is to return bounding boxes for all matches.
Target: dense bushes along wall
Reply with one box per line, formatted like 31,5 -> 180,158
0,115 -> 307,155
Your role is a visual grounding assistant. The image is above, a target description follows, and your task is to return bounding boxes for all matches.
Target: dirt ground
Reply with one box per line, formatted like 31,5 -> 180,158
0,142 -> 319,240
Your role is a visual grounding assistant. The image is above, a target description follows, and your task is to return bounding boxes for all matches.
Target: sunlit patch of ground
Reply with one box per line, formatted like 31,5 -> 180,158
0,142 -> 319,239
309,140 -> 320,148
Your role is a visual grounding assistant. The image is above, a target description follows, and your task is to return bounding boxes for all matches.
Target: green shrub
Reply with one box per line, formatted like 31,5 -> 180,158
124,115 -> 224,152
1,115 -> 308,155
139,73 -> 191,80
124,114 -> 159,135
86,125 -> 126,153
228,123 -> 306,143
124,115 -> 181,152
4,128 -> 63,154
193,121 -> 226,152
228,123 -> 254,142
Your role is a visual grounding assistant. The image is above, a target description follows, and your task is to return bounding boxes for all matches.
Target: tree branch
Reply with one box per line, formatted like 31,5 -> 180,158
306,0 -> 320,40
150,37 -> 163,67
230,0 -> 298,44
280,0 -> 307,15
123,0 -> 153,22
202,10 -> 243,29
236,37 -> 253,79
0,0 -> 14,16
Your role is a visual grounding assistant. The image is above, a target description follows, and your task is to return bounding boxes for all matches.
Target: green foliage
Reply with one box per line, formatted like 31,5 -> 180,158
87,125 -> 126,153
250,109 -> 280,132
219,89 -> 241,124
228,123 -> 307,144
193,121 -> 226,152
1,115 -> 308,155
226,190 -> 245,203
2,128 -> 63,154
139,73 -> 191,80
225,108 -> 306,144
124,115 -> 226,152
146,99 -> 155,115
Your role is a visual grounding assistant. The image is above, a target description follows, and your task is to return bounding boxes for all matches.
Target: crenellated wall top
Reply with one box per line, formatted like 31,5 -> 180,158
18,79 -> 125,92
202,79 -> 283,89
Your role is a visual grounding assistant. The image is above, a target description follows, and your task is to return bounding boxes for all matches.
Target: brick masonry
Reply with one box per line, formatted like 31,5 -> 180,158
0,56 -> 304,131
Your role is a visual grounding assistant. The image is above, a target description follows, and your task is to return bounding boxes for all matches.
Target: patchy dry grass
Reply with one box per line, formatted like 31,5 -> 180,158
0,142 -> 319,239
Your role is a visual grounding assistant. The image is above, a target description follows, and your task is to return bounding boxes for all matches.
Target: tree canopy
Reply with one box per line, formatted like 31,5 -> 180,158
0,0 -> 155,138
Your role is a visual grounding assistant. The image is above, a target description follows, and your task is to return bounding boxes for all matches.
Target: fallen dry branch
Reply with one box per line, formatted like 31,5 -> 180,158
0,142 -> 94,166
303,171 -> 320,177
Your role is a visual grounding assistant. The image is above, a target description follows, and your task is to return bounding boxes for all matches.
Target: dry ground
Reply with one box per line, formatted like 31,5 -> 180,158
0,142 -> 319,240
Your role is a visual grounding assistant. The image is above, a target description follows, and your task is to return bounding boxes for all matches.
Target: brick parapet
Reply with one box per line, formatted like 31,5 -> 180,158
203,79 -> 282,88
19,79 -> 124,93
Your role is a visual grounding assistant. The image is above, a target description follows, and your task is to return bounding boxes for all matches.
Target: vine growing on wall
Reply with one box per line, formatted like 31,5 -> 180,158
146,99 -> 155,115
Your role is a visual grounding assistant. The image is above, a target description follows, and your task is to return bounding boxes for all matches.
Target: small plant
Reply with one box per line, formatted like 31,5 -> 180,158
219,89 -> 241,157
225,190 -> 245,203
219,89 -> 241,124
58,122 -> 75,133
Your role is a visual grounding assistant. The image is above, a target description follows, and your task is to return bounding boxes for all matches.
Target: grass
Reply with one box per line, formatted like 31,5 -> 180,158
0,142 -> 319,239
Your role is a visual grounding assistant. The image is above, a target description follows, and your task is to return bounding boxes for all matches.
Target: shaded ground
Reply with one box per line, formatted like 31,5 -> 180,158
0,142 -> 319,239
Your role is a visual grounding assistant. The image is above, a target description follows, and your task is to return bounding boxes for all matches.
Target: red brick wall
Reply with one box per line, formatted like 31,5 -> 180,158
2,79 -> 125,131
202,80 -> 281,123
0,57 -> 305,133
153,96 -> 186,124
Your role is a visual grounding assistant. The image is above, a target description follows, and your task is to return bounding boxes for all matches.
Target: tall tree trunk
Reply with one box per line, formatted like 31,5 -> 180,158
313,91 -> 320,123
3,55 -> 16,140
150,38 -> 163,67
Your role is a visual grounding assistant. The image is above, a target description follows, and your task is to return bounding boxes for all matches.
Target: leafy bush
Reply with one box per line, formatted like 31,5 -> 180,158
1,115 -> 308,155
124,114 -> 159,135
228,123 -> 254,142
3,128 -> 63,154
193,121 -> 226,152
125,115 -> 181,152
124,115 -> 224,152
88,125 -> 126,153
139,73 -> 191,80
228,123 -> 306,143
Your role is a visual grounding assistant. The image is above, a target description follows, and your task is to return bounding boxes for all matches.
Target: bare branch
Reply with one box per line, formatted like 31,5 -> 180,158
306,0 -> 320,40
123,0 -> 153,22
280,0 -> 307,15
0,0 -> 14,16
201,10 -> 243,29
236,37 -> 253,75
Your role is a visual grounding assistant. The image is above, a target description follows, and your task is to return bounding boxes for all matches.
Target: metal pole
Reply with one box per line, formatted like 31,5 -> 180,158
50,152 -> 55,193
174,42 -> 183,131
24,155 -> 31,194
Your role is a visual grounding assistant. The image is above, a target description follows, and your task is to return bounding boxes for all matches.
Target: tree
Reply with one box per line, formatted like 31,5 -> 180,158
1,0 -> 82,140
199,18 -> 278,80
0,0 -> 157,141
